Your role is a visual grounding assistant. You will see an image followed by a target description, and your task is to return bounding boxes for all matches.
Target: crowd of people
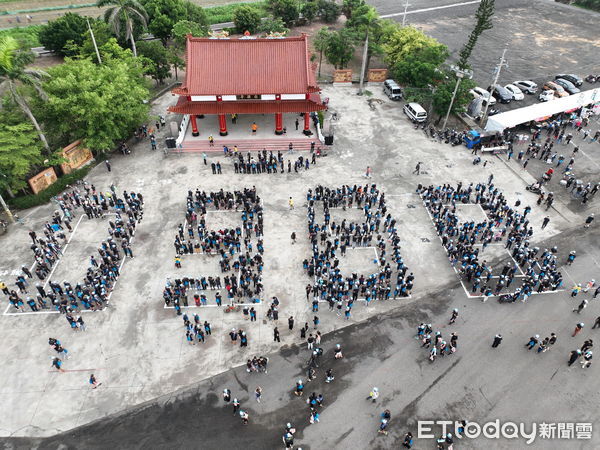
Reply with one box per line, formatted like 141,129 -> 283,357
2,184 -> 142,320
419,181 -> 565,299
415,312 -> 460,363
222,149 -> 318,175
164,188 -> 264,314
303,184 -> 413,319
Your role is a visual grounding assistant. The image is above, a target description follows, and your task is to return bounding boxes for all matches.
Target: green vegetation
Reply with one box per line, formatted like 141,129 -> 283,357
8,165 -> 93,209
233,4 -> 261,33
0,26 -> 42,48
457,0 -> 494,69
205,2 -> 267,24
574,0 -> 600,11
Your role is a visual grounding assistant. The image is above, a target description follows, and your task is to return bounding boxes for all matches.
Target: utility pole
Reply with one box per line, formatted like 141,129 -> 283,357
402,0 -> 410,26
87,18 -> 102,65
481,48 -> 508,126
442,65 -> 473,130
358,31 -> 369,95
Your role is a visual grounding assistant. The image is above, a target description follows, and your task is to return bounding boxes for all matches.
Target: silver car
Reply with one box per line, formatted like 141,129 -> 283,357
513,80 -> 538,94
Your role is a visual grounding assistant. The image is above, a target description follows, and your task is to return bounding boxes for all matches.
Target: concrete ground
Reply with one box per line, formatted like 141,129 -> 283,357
0,83 -> 599,449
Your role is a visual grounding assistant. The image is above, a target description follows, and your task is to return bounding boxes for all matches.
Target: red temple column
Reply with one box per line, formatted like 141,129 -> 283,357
218,114 -> 228,136
304,112 -> 310,133
190,115 -> 199,137
275,113 -> 283,135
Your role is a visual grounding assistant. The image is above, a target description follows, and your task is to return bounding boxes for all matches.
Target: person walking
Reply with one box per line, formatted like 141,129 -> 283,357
525,335 -> 539,350
288,316 -> 294,330
581,350 -> 593,368
274,327 -> 281,342
449,308 -> 458,324
291,232 -> 296,244
289,197 -> 294,210
232,398 -> 240,415
592,316 -> 600,329
251,122 -> 258,134
584,214 -> 595,228
223,389 -> 231,404
572,322 -> 584,337
413,162 -> 422,175
568,349 -> 582,366
573,299 -> 588,314
541,216 -> 550,229
492,334 -> 503,348
89,374 -> 100,389
255,386 -> 262,403
366,387 -> 379,403
105,160 -> 111,172
365,166 -> 373,178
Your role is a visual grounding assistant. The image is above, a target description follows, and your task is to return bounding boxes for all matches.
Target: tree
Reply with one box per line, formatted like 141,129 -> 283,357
0,36 -> 51,154
383,25 -> 444,65
97,0 -> 149,57
171,19 -> 208,47
300,1 -> 319,22
317,0 -> 340,23
390,42 -> 448,88
312,26 -> 330,78
257,16 -> 288,34
38,13 -> 89,56
432,72 -> 476,117
457,0 -> 494,69
233,5 -> 262,34
76,20 -> 114,61
342,0 -> 365,19
324,29 -> 355,69
267,0 -> 299,25
141,0 -> 206,43
167,46 -> 184,80
40,48 -> 150,151
0,110 -> 46,193
137,40 -> 170,84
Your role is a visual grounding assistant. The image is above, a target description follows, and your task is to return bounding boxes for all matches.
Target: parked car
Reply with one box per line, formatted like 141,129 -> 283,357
513,80 -> 538,94
383,79 -> 402,100
488,84 -> 512,103
555,74 -> 583,87
470,87 -> 497,105
542,81 -> 568,98
504,84 -> 524,101
403,102 -> 428,123
538,90 -> 555,102
554,78 -> 580,94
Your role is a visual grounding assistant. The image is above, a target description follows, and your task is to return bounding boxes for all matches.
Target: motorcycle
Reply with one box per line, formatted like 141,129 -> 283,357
498,294 -> 516,303
585,74 -> 599,83
526,183 -> 543,194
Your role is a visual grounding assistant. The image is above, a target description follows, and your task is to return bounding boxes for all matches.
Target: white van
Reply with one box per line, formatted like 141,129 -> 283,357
403,102 -> 428,123
383,79 -> 402,101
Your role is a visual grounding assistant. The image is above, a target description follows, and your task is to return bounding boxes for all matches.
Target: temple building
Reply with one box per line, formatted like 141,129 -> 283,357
168,34 -> 327,139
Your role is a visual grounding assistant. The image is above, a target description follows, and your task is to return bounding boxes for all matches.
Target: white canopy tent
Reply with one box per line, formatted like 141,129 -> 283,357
485,88 -> 600,132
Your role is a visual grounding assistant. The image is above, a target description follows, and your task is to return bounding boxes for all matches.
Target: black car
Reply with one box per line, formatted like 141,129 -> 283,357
555,78 -> 580,94
555,74 -> 583,87
488,84 -> 512,103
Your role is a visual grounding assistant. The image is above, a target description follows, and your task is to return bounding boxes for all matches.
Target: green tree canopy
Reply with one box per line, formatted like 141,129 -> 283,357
40,46 -> 150,151
38,13 -> 90,56
317,0 -> 340,23
137,40 -> 171,84
141,0 -> 207,42
390,42 -> 448,88
383,25 -> 445,64
266,0 -> 299,25
0,36 -> 51,154
324,28 -> 355,69
342,0 -> 365,19
257,16 -> 288,34
233,5 -> 262,34
432,72 -> 476,116
0,109 -> 46,192
300,1 -> 318,22
171,19 -> 208,47
97,0 -> 149,57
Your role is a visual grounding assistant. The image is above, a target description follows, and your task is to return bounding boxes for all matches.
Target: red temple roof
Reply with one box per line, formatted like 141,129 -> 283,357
176,35 -> 319,96
169,94 -> 326,115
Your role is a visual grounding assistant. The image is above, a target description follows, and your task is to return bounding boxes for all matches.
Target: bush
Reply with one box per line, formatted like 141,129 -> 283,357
267,0 -> 299,25
300,0 -> 318,21
317,0 -> 340,23
8,165 -> 94,210
38,12 -> 88,56
0,26 -> 42,48
258,16 -> 288,34
233,5 -> 262,34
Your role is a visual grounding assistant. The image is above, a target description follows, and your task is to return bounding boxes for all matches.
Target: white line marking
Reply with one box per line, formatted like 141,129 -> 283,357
381,0 -> 481,18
